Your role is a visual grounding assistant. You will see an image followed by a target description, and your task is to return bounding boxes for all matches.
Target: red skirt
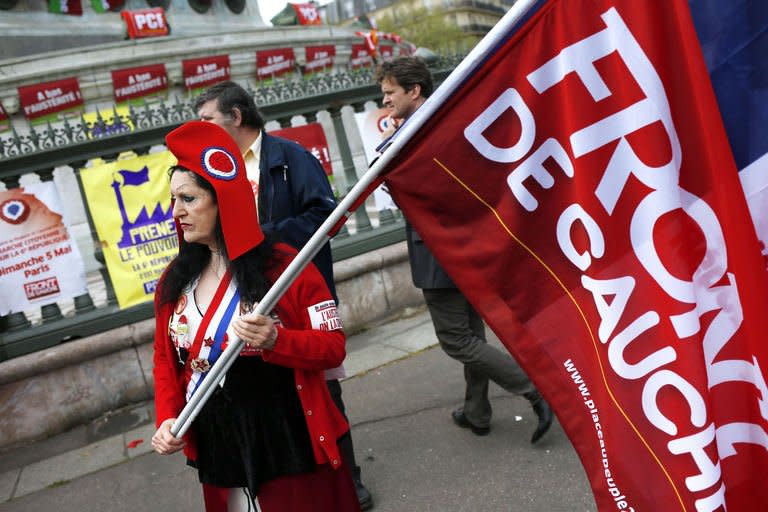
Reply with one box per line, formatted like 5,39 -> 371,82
202,460 -> 361,512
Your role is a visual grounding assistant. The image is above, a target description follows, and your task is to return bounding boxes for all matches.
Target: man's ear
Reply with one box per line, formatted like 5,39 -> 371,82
409,84 -> 422,100
231,107 -> 243,127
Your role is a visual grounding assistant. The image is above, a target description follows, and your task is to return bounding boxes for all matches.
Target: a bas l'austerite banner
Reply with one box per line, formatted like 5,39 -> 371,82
18,77 -> 84,124
256,48 -> 295,82
383,0 -> 768,510
304,45 -> 335,75
80,152 -> 177,309
182,55 -> 230,91
112,64 -> 168,104
269,123 -> 333,175
354,107 -> 398,210
379,45 -> 394,61
350,44 -> 373,70
0,182 -> 87,315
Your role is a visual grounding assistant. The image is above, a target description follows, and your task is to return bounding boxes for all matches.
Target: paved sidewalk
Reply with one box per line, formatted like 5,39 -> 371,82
0,309 -> 596,511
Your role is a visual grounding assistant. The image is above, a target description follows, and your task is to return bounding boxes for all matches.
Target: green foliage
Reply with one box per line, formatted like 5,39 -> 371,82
377,6 -> 469,52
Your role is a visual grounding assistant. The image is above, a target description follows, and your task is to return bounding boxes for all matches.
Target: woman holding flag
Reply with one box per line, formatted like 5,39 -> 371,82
150,121 -> 360,512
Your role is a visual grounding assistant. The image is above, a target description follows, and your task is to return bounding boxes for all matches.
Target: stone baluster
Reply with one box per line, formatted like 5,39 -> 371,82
373,97 -> 398,225
73,162 -> 117,306
36,168 -> 65,323
65,162 -> 96,314
329,105 -> 372,234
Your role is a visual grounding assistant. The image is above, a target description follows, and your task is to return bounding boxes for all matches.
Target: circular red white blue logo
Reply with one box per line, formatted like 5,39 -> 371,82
201,146 -> 238,181
0,199 -> 30,225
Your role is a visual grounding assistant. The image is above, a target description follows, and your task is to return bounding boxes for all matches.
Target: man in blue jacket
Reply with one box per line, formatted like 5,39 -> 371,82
194,81 -> 373,510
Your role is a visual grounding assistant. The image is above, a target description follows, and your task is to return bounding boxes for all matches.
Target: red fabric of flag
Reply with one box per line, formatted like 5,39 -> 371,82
383,1 -> 768,510
291,3 -> 322,25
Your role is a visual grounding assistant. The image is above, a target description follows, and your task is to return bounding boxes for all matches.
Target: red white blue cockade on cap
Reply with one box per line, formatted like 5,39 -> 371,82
201,146 -> 238,181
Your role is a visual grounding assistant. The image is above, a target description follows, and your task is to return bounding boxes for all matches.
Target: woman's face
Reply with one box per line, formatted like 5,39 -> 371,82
170,171 -> 219,248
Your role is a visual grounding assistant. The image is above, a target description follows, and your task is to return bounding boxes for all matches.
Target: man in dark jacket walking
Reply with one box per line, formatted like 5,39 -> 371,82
194,81 -> 373,510
375,57 -> 553,443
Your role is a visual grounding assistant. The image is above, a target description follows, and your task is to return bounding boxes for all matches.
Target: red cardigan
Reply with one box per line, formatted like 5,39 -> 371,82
153,244 -> 349,470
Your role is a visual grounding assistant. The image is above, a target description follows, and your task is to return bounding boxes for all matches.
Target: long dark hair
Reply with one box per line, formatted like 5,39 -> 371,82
158,167 -> 275,307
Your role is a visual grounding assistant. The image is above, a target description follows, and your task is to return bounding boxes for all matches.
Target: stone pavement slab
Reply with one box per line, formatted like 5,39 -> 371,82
15,435 -> 125,497
0,309 -> 596,510
0,470 -> 17,504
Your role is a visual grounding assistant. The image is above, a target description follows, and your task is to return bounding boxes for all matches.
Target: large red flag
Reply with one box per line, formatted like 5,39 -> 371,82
383,0 -> 768,510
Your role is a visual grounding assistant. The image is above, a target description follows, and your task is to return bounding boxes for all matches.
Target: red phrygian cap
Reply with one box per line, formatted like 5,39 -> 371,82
165,121 -> 263,260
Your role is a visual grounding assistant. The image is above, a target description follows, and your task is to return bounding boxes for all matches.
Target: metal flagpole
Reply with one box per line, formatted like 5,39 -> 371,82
171,0 -> 540,439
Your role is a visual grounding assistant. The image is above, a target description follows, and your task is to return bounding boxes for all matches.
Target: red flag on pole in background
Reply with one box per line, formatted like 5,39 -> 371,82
380,0 -> 768,510
355,30 -> 379,57
291,2 -> 322,25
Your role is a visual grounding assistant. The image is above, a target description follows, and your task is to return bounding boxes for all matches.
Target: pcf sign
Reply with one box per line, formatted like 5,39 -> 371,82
122,8 -> 169,39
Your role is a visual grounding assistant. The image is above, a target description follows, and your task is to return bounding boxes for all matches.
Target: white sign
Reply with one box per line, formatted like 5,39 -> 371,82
0,182 -> 87,315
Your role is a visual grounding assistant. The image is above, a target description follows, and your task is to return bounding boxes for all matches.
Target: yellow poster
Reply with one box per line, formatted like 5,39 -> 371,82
82,106 -> 134,138
80,151 -> 178,309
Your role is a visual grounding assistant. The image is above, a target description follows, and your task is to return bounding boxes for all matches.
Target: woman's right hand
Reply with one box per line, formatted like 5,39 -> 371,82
151,418 -> 185,455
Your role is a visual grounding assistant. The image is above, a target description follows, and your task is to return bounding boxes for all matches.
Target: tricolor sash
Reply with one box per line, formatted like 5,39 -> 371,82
184,270 -> 241,402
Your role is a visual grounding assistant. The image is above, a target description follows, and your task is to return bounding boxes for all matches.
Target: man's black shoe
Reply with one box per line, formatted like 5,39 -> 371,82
355,479 -> 373,511
530,398 -> 553,444
451,408 -> 491,436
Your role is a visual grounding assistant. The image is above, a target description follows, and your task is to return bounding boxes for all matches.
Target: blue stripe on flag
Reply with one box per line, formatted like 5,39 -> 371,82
690,0 -> 768,170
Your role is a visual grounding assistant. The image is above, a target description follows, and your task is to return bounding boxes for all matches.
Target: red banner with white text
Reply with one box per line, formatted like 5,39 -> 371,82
350,44 -> 373,69
121,8 -> 169,39
256,48 -> 295,81
270,123 -> 333,175
182,55 -> 230,91
18,78 -> 84,124
112,64 -> 168,104
304,45 -> 335,75
383,1 -> 768,510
